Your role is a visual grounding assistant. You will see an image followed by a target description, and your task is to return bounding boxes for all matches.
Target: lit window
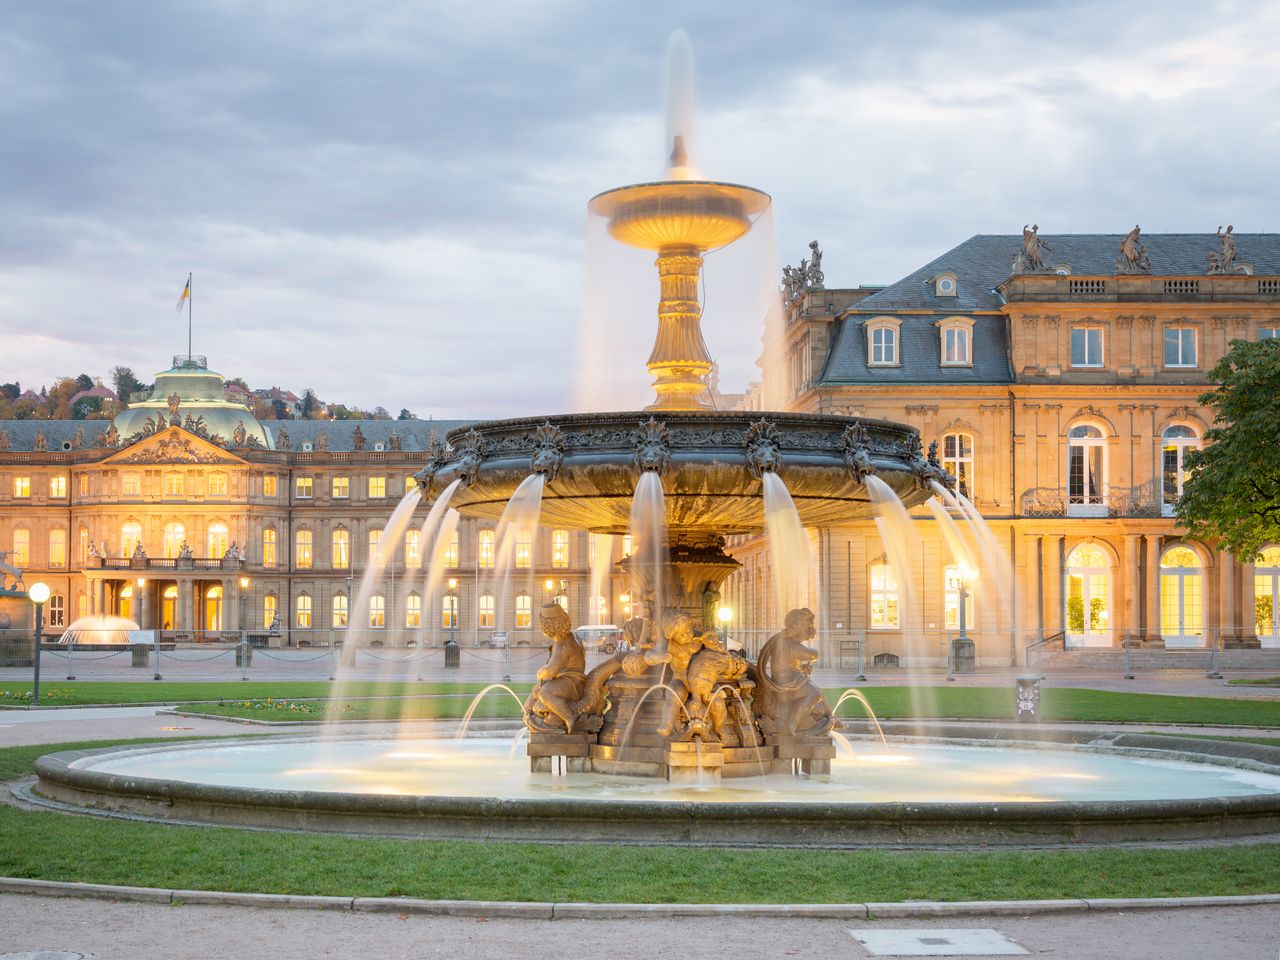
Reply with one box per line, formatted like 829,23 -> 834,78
164,473 -> 184,496
405,476 -> 416,493
263,475 -> 278,497
296,593 -> 312,628
49,476 -> 67,498
368,528 -> 383,563
942,433 -> 973,500
332,529 -> 350,569
332,594 -> 349,629
332,476 -> 349,499
163,523 -> 185,559
1161,425 -> 1199,516
48,594 -> 65,628
1160,546 -> 1204,644
295,477 -> 313,499
78,528 -> 89,563
263,594 -> 278,629
77,593 -> 87,619
1164,326 -> 1198,367
551,529 -> 570,568
49,529 -> 66,567
295,530 -> 313,569
122,474 -> 140,496
406,593 -> 422,628
595,595 -> 608,622
1067,424 -> 1106,512
515,592 -> 532,628
78,474 -> 89,496
870,562 -> 898,628
478,529 -> 495,568
13,477 -> 30,498
943,566 -> 975,629
869,326 -> 897,365
369,594 -> 386,628
554,588 -> 568,611
515,530 -> 533,568
118,583 -> 133,619
208,474 -> 227,496
445,530 -> 459,567
1259,327 -> 1280,340
161,585 -> 177,631
621,535 -> 633,558
479,594 -> 495,628
120,522 -> 142,558
441,594 -> 458,629
11,528 -> 29,566
942,326 -> 970,366
1066,543 -> 1110,640
205,584 -> 224,632
368,476 -> 386,499
1070,327 -> 1104,368
206,522 -> 229,558
405,530 -> 421,568
262,528 -> 277,567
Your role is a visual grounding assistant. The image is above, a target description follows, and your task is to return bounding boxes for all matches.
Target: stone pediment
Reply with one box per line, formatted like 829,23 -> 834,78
103,427 -> 246,466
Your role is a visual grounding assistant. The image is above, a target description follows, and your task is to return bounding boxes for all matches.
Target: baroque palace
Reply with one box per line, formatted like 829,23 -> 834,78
2,228 -> 1279,665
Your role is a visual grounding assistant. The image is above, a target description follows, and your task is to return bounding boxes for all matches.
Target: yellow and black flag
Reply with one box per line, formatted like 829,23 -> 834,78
176,274 -> 192,312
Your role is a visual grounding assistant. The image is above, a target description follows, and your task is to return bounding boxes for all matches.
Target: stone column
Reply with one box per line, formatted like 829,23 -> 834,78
1122,534 -> 1142,646
1022,533 -> 1042,643
177,580 -> 193,633
1043,535 -> 1063,635
93,579 -> 105,616
1241,558 -> 1261,647
138,581 -> 150,631
1218,550 -> 1235,649
1144,534 -> 1162,644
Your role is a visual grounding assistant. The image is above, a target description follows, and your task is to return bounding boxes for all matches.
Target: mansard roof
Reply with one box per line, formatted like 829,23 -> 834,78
819,314 -> 1014,385
0,420 -> 92,452
270,420 -> 474,452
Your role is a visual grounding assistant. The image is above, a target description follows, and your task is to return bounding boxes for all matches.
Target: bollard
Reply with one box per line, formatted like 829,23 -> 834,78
444,639 -> 460,670
237,638 -> 253,678
1016,674 -> 1041,721
130,643 -> 150,669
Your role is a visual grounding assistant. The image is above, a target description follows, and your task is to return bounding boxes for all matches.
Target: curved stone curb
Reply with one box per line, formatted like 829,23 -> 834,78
1,878 -> 1276,919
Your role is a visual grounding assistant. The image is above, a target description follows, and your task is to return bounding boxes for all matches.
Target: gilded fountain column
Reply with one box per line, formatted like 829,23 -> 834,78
647,243 -> 712,411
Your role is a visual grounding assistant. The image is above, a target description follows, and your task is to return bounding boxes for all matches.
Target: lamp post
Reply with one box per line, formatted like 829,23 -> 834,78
28,582 -> 50,705
950,567 -> 976,676
443,578 -> 460,671
715,604 -> 733,647
239,575 -> 251,679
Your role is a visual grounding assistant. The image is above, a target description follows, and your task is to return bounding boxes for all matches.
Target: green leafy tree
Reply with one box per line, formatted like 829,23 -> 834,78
1177,338 -> 1280,559
397,408 -> 417,421
74,373 -> 94,392
111,366 -> 142,407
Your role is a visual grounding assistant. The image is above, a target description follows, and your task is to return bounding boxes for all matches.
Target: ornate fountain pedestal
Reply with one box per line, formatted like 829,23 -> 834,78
528,732 -> 593,774
768,734 -> 836,776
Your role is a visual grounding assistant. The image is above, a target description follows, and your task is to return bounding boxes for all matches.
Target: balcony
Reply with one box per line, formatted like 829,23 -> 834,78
84,555 -> 246,572
1001,274 -> 1279,304
1020,483 -> 1164,519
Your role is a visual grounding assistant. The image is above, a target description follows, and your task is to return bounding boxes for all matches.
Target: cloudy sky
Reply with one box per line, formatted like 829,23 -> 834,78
4,0 -> 1278,418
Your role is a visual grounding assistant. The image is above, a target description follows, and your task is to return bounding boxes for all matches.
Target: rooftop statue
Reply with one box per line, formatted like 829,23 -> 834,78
1116,224 -> 1151,274
167,393 -> 181,418
0,430 -> 8,451
1012,223 -> 1053,273
781,242 -> 826,303
232,421 -> 247,446
351,425 -> 366,450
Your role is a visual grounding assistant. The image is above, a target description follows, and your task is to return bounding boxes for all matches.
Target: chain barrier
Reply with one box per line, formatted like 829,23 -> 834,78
44,649 -> 128,662
362,649 -> 444,664
158,648 -> 237,663
255,649 -> 335,663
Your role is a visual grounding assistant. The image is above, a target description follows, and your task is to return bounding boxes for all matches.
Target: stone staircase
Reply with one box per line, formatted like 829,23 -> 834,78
1039,647 -> 1280,672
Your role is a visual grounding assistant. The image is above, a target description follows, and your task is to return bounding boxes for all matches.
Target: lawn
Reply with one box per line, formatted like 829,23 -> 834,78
1,738 -> 1277,903
0,680 -> 529,708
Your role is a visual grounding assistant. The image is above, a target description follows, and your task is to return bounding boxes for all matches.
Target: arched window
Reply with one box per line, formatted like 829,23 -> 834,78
515,592 -> 532,628
263,593 -> 278,630
332,593 -> 348,629
515,530 -> 533,568
205,584 -> 223,632
206,522 -> 229,558
1066,543 -> 1111,646
406,593 -> 422,628
551,529 -> 570,568
118,583 -> 133,620
11,528 -> 30,567
867,317 -> 901,367
295,593 -> 312,628
404,530 -> 421,569
262,528 -> 277,567
478,529 -> 495,568
445,531 -> 459,567
120,522 -> 142,558
869,561 -> 899,629
441,594 -> 458,629
1067,424 -> 1106,515
938,317 -> 974,367
163,523 -> 185,559
478,593 -> 495,628
162,584 -> 178,630
368,528 -> 383,564
369,594 -> 385,628
942,433 -> 973,500
943,565 -> 976,630
1160,546 -> 1204,647
1161,424 -> 1199,516
1254,546 -> 1280,647
331,528 -> 350,569
295,529 -> 313,569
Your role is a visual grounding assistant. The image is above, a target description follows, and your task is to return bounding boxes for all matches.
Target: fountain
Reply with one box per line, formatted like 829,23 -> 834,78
27,37 -> 1280,848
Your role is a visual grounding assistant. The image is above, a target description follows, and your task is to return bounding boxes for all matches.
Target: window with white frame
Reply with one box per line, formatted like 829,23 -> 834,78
1259,327 -> 1280,340
331,476 -> 349,499
1067,424 -> 1106,510
1070,326 -> 1104,368
479,594 -> 495,628
49,476 -> 67,498
869,561 -> 899,628
263,475 -> 278,497
938,317 -> 974,367
206,522 -> 229,558
13,477 -> 30,498
263,594 -> 277,629
404,529 -> 421,568
1161,424 -> 1199,516
48,594 -> 65,628
163,522 -> 185,559
551,529 -> 570,568
368,476 -> 386,499
11,528 -> 30,566
331,528 -> 350,569
295,476 -> 313,499
48,529 -> 66,567
445,530 -> 459,567
1163,326 -> 1198,367
262,528 -> 277,567
122,474 -> 140,496
164,473 -> 184,496
515,529 -> 533,568
515,592 -> 532,628
406,593 -> 422,628
369,594 -> 386,628
295,593 -> 312,628
942,433 -> 974,500
368,528 -> 383,563
295,529 -> 313,569
120,522 -> 142,558
332,594 -> 349,628
208,474 -> 227,496
478,529 -> 495,568
867,319 -> 899,366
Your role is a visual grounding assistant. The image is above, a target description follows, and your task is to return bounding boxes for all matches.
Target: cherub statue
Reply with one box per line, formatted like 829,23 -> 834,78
524,603 -> 621,734
753,607 -> 835,737
655,610 -> 744,740
178,540 -> 193,559
224,540 -> 239,559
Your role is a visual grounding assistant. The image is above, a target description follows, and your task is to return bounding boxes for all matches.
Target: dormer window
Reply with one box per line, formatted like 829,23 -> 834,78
866,317 -> 901,367
936,316 -> 975,367
934,273 -> 958,297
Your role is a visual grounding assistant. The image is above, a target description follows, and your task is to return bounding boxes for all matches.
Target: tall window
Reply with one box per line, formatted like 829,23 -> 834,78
869,561 -> 899,628
295,530 -> 313,569
207,522 -> 229,557
406,593 -> 422,628
118,583 -> 133,620
13,477 -> 29,498
551,529 -> 570,568
515,592 -> 532,628
263,475 -> 278,497
122,474 -> 140,496
48,594 -> 65,628
404,530 -> 421,568
205,585 -> 223,632
441,594 -> 458,629
368,476 -> 386,499
942,326 -> 970,365
295,477 -> 313,499
870,326 -> 897,365
332,476 -> 349,499
295,593 -> 312,628
332,529 -> 350,569
208,474 -> 227,496
479,594 -> 495,628
49,476 -> 67,498
1161,425 -> 1199,516
11,528 -> 30,566
1254,546 -> 1280,648
515,530 -> 533,568
404,476 -> 417,494
162,585 -> 178,630
478,529 -> 495,568
445,530 -> 459,567
332,594 -> 349,628
1067,425 -> 1106,514
263,593 -> 278,630
369,594 -> 386,628
1070,326 -> 1103,367
120,522 -> 142,558
48,529 -> 67,567
368,528 -> 383,563
941,433 -> 973,500
78,528 -> 89,563
621,535 -> 633,558
78,474 -> 90,496
262,528 -> 277,567
1065,543 -> 1110,645
1163,326 -> 1197,367
1160,546 -> 1204,647
164,523 -> 186,559
164,473 -> 184,496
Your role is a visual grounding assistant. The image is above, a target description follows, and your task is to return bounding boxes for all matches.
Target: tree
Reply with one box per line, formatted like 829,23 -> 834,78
72,396 -> 102,420
0,382 -> 18,401
1177,338 -> 1280,559
111,366 -> 142,407
74,373 -> 94,392
301,389 -> 321,418
397,408 -> 418,420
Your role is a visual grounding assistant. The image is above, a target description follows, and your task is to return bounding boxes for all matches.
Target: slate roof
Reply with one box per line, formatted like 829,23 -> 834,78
271,420 -> 475,452
0,421 -> 93,451
819,315 -> 1014,385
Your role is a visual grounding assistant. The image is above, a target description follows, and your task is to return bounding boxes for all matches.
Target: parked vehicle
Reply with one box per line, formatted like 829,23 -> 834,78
572,624 -> 626,654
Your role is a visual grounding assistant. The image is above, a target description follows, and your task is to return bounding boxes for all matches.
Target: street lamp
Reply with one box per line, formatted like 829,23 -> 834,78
447,577 -> 459,646
949,566 -> 976,677
28,581 -> 50,706
239,575 -> 251,679
715,604 -> 733,646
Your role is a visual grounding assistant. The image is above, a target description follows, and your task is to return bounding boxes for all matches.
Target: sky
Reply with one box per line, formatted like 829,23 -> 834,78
3,0 -> 1279,419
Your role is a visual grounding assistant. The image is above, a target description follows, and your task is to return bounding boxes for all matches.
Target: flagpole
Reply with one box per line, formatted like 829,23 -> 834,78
187,272 -> 193,361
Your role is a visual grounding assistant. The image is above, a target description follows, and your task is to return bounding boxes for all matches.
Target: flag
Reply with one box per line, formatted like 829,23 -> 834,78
176,275 -> 191,312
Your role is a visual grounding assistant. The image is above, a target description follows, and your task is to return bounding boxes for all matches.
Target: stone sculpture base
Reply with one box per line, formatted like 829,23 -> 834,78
528,731 -> 593,773
665,740 -> 723,783
767,733 -> 836,776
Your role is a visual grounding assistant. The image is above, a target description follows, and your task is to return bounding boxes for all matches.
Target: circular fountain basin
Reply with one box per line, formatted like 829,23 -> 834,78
423,410 -> 933,535
33,732 -> 1280,847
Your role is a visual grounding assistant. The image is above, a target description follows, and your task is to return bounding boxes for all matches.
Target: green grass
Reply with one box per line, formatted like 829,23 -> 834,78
0,680 -> 526,708
1229,677 -> 1280,686
186,693 -> 529,722
1145,733 -> 1280,748
1,738 -> 1276,903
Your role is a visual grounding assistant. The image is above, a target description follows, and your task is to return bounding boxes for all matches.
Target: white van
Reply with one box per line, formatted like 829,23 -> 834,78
572,625 -> 626,654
